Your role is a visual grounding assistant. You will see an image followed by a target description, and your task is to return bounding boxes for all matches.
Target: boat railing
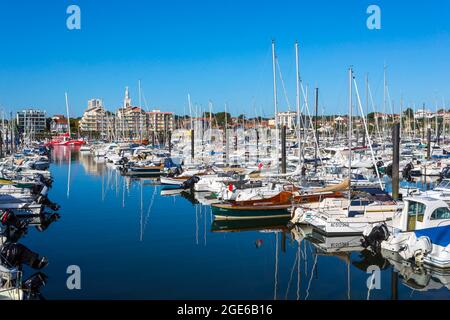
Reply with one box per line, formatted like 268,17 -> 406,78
0,263 -> 23,299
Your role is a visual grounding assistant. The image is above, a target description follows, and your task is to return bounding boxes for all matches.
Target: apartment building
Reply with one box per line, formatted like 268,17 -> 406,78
16,109 -> 46,133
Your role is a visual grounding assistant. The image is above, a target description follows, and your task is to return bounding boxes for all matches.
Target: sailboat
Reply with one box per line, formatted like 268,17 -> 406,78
46,93 -> 85,147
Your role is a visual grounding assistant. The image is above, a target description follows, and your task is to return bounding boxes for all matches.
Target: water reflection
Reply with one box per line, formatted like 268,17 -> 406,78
33,148 -> 449,300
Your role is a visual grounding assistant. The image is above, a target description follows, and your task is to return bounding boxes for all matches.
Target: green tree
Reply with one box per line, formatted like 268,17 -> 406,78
215,112 -> 231,128
403,108 -> 414,118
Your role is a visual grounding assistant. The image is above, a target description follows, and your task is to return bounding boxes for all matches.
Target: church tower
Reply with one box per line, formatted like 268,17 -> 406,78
123,86 -> 132,108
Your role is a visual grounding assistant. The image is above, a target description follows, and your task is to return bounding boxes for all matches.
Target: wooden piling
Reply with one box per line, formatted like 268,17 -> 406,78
392,123 -> 400,200
191,129 -> 195,160
281,125 -> 287,174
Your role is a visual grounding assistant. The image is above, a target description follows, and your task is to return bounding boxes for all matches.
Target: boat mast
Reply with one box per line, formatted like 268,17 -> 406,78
295,41 -> 302,165
348,67 -> 353,196
138,80 -> 142,142
65,92 -> 71,138
383,63 -> 387,139
272,40 -> 279,171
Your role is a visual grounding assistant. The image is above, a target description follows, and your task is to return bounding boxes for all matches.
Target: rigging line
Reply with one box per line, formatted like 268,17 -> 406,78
143,183 -> 157,233
368,83 -> 383,141
276,59 -> 292,112
305,253 -> 318,300
300,82 -> 323,163
353,78 -> 383,189
285,250 -> 299,300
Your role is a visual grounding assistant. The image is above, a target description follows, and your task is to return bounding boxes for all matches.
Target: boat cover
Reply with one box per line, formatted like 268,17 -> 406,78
415,226 -> 450,247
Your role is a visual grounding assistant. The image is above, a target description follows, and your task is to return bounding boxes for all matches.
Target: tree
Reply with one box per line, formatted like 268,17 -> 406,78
403,108 -> 414,119
215,112 -> 231,128
69,118 -> 80,135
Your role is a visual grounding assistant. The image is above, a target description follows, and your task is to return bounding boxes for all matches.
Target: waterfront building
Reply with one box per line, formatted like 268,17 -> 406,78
79,99 -> 115,136
146,109 -> 174,133
16,109 -> 46,133
50,115 -> 69,133
116,105 -> 147,139
415,109 -> 435,119
277,111 -> 298,129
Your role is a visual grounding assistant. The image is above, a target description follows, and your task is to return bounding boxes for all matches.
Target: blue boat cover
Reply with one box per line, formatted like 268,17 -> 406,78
414,226 -> 450,247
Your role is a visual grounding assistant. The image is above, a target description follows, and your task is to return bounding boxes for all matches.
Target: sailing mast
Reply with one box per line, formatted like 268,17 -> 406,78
295,41 -> 302,165
272,40 -> 279,171
348,67 -> 353,197
138,80 -> 142,142
65,92 -> 71,138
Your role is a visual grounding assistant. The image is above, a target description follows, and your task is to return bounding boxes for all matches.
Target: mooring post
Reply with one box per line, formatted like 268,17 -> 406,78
0,131 -> 3,159
256,128 -> 259,163
427,128 -> 432,160
10,128 -> 13,154
281,125 -> 287,174
5,129 -> 8,155
392,123 -> 400,200
168,131 -> 172,155
391,270 -> 398,300
191,129 -> 195,160
437,124 -> 441,146
362,125 -> 366,148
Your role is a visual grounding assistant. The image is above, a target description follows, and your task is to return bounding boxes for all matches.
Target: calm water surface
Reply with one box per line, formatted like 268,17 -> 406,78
20,148 -> 449,300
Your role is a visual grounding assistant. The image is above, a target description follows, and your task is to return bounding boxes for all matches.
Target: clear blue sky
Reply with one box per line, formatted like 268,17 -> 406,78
0,0 -> 450,117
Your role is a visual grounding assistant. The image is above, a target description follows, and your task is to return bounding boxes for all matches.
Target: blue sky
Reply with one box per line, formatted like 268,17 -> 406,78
0,0 -> 450,117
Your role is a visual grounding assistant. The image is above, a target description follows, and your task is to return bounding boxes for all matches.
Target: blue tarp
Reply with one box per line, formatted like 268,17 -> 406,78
415,225 -> 450,247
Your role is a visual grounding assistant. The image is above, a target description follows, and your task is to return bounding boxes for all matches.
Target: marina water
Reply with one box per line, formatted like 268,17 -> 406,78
21,147 -> 449,299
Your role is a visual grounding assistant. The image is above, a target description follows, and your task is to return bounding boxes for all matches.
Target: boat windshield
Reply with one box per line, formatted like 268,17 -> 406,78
431,207 -> 450,220
407,201 -> 426,223
436,180 -> 450,190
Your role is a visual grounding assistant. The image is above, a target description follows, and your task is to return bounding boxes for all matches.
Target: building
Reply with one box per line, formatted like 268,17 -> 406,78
116,87 -> 174,139
16,109 -> 46,133
277,111 -> 298,129
415,109 -> 435,119
146,110 -> 174,133
50,115 -> 69,133
79,99 -> 115,135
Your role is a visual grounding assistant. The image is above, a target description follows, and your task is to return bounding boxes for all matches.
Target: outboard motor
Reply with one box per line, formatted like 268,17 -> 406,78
402,162 -> 414,182
385,164 -> 393,177
36,213 -> 60,232
22,272 -> 48,300
361,223 -> 390,252
181,176 -> 201,189
0,242 -> 49,269
35,174 -> 53,188
37,196 -> 60,211
0,209 -> 28,230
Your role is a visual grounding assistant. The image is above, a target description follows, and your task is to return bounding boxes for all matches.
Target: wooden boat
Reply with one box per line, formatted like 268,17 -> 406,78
211,217 -> 290,233
122,164 -> 164,177
211,180 -> 349,220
